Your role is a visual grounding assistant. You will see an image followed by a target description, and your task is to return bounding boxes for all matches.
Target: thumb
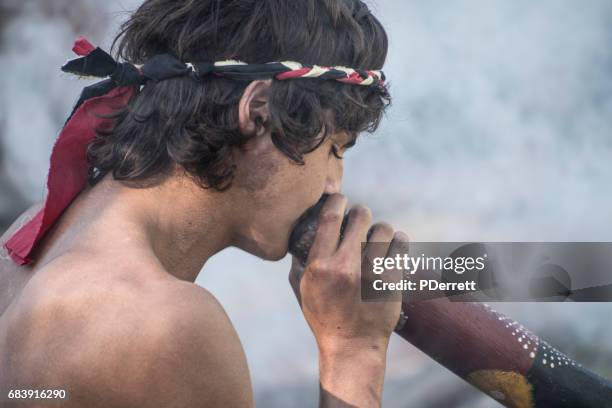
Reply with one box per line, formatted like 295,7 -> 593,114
288,256 -> 305,306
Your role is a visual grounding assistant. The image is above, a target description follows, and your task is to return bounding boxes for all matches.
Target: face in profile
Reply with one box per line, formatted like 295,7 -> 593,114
227,128 -> 351,261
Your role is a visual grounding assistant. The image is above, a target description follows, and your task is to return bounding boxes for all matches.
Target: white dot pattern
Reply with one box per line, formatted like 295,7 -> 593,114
482,304 -> 581,370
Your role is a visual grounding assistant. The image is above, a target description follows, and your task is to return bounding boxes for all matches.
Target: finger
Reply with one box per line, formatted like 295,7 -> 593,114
361,222 -> 395,286
307,194 -> 348,260
387,231 -> 410,258
337,204 -> 372,256
383,232 -> 410,301
362,222 -> 395,265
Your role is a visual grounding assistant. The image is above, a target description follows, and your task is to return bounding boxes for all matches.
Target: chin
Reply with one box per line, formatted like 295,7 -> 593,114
261,248 -> 289,262
255,240 -> 290,261
235,236 -> 290,262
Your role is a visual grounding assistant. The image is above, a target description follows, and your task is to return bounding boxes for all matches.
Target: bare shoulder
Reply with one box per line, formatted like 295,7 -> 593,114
6,274 -> 253,408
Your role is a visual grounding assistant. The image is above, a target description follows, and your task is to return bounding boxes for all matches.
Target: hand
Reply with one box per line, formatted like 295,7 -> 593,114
288,193 -> 407,356
289,194 -> 408,407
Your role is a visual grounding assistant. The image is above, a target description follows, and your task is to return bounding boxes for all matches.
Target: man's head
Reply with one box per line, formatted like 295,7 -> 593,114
88,0 -> 390,260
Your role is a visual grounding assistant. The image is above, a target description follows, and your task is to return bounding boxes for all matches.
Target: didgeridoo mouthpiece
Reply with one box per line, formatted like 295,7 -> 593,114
288,194 -> 347,264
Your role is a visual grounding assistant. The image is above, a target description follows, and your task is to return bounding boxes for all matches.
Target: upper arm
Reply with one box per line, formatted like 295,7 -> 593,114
155,284 -> 254,408
50,284 -> 254,408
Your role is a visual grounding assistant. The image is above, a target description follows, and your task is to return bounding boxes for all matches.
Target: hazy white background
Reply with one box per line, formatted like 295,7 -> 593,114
1,1 -> 611,406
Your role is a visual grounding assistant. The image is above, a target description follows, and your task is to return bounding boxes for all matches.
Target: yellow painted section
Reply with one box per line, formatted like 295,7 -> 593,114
467,370 -> 534,408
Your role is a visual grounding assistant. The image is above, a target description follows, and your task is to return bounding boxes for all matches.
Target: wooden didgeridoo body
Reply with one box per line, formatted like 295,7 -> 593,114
288,195 -> 612,408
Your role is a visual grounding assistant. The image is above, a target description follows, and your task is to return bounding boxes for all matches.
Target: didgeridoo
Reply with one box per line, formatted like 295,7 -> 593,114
288,195 -> 612,407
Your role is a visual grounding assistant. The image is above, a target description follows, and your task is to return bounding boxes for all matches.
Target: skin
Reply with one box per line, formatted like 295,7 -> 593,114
0,79 -> 406,408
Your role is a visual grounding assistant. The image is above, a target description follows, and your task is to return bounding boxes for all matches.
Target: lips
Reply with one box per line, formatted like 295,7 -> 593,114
288,194 -> 349,264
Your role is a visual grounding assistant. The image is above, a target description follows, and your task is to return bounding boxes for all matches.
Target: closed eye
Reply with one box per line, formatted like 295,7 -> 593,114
342,138 -> 356,150
331,144 -> 344,159
331,132 -> 358,159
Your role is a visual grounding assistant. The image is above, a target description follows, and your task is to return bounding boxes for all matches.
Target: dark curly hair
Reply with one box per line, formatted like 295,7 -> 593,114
87,0 -> 391,190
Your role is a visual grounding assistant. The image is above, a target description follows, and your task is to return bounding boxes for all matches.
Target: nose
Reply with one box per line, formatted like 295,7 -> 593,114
324,158 -> 344,195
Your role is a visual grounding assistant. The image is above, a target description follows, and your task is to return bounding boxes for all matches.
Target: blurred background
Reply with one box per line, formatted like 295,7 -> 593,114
1,0 -> 611,406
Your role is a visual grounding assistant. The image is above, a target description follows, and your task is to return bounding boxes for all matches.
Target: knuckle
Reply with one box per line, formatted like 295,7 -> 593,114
307,259 -> 338,279
310,256 -> 355,281
319,210 -> 343,225
306,258 -> 331,276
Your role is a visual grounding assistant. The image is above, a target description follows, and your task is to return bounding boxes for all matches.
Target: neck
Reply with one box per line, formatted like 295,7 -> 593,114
51,172 -> 236,282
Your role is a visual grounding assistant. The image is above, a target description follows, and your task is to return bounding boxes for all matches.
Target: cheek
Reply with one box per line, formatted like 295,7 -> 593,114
299,148 -> 333,191
245,148 -> 325,203
236,152 -> 280,193
237,143 -> 332,211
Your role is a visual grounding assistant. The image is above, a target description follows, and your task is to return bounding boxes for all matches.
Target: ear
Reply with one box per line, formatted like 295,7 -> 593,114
238,79 -> 272,137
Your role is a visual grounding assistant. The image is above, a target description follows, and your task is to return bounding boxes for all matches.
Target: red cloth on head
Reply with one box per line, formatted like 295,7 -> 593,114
2,38 -> 136,265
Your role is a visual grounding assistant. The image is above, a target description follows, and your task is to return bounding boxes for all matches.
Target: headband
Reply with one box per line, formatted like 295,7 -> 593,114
63,38 -> 386,87
3,37 -> 387,265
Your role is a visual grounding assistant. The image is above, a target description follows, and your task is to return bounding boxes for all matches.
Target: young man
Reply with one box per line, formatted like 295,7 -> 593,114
0,0 -> 407,406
